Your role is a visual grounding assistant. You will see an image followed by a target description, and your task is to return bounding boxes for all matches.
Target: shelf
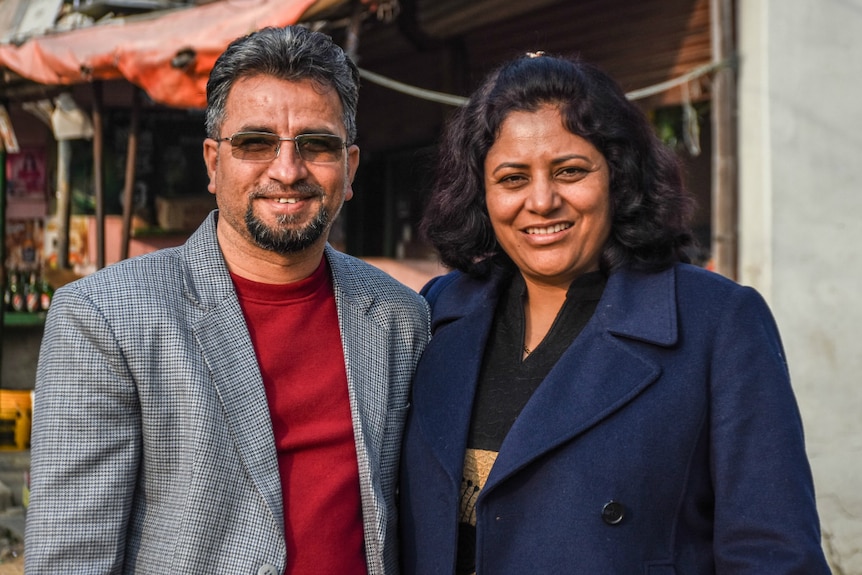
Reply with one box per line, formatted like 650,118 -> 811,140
2,312 -> 47,327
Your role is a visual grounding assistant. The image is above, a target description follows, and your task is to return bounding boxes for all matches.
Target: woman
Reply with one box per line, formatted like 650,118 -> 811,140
399,53 -> 830,574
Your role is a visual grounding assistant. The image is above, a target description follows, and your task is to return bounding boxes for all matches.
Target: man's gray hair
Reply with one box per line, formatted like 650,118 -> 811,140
205,26 -> 360,143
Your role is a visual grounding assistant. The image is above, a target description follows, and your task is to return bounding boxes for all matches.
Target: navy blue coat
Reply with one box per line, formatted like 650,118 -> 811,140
400,263 -> 830,574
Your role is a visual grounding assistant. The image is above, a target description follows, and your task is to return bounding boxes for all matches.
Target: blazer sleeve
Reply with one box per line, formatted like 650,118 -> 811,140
25,284 -> 141,574
708,285 -> 830,573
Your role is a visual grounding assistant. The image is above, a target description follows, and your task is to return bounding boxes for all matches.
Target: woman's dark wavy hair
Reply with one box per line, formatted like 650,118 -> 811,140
421,53 -> 696,278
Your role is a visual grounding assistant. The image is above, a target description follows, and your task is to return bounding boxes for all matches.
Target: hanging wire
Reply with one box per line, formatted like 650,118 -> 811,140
358,58 -> 732,108
357,67 -> 470,107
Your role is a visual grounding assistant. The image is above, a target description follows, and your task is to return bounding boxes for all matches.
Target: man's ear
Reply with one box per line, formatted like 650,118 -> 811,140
203,139 -> 219,195
344,144 -> 360,202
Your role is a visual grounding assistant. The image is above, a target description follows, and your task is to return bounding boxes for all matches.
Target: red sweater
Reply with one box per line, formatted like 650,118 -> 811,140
232,259 -> 367,574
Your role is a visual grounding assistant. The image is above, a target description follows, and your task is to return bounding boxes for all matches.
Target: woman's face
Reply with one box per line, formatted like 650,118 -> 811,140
484,104 -> 612,289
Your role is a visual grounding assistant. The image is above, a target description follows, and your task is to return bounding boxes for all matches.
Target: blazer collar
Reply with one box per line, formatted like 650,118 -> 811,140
179,210 -> 236,309
178,213 -> 377,316
325,244 -> 376,316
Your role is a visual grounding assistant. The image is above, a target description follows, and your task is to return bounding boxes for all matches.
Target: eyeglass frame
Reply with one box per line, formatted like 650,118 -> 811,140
215,131 -> 349,164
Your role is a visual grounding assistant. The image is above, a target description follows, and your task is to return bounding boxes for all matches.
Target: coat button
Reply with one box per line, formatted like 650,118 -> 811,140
601,500 -> 625,525
257,564 -> 279,575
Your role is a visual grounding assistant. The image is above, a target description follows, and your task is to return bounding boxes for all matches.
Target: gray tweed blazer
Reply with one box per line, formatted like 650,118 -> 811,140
24,211 -> 430,575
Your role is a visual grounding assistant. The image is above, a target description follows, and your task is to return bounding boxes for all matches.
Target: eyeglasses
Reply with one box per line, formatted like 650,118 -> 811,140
216,131 -> 347,163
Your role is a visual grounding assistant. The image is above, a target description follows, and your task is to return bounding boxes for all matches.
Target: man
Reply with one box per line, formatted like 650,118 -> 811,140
25,26 -> 430,575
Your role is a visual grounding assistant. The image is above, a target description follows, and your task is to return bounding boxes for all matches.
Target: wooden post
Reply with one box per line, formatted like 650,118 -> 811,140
92,81 -> 105,270
121,87 -> 141,261
0,139 -> 6,376
56,140 -> 72,270
710,0 -> 738,279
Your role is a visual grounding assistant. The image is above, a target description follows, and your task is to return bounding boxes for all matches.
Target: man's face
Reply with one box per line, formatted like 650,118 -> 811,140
203,75 -> 359,259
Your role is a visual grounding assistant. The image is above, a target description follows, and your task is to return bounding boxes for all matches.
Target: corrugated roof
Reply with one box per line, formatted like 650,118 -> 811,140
0,0 -> 333,108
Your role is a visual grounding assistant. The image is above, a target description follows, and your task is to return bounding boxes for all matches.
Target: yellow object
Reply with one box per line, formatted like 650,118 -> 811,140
0,389 -> 32,450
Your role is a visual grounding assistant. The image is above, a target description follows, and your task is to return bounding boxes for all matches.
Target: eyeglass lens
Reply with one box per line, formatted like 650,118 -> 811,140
226,132 -> 345,163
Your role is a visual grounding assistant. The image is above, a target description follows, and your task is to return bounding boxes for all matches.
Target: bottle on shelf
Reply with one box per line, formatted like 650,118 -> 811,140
3,269 -> 11,312
9,270 -> 25,313
26,271 -> 41,313
39,273 -> 54,312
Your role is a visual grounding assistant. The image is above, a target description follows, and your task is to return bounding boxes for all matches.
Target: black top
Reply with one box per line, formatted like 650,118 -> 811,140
468,270 -> 607,451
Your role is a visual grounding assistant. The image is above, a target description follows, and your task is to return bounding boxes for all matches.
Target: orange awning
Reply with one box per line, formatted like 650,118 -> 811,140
0,0 -> 327,108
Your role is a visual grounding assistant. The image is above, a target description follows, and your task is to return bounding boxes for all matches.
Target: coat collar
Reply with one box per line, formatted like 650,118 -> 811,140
429,265 -> 679,347
597,265 -> 679,346
414,265 -> 679,490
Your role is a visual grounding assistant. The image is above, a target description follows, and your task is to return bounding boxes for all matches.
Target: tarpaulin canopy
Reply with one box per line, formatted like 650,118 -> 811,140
0,0 -> 334,108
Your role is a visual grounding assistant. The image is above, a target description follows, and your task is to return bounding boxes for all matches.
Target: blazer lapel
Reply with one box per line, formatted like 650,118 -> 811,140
182,213 -> 283,529
325,247 -> 397,572
484,266 -> 678,491
327,249 -> 389,477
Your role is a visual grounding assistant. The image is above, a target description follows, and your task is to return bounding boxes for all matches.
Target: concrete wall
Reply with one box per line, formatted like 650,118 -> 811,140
738,0 -> 862,570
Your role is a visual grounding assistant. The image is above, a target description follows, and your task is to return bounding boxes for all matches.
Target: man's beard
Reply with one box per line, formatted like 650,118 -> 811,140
245,190 -> 331,255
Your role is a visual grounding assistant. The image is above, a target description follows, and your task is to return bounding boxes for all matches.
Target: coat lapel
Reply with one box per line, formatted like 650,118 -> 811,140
413,273 -> 503,484
484,323 -> 661,490
485,267 -> 679,490
421,267 -> 679,493
182,213 -> 284,529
